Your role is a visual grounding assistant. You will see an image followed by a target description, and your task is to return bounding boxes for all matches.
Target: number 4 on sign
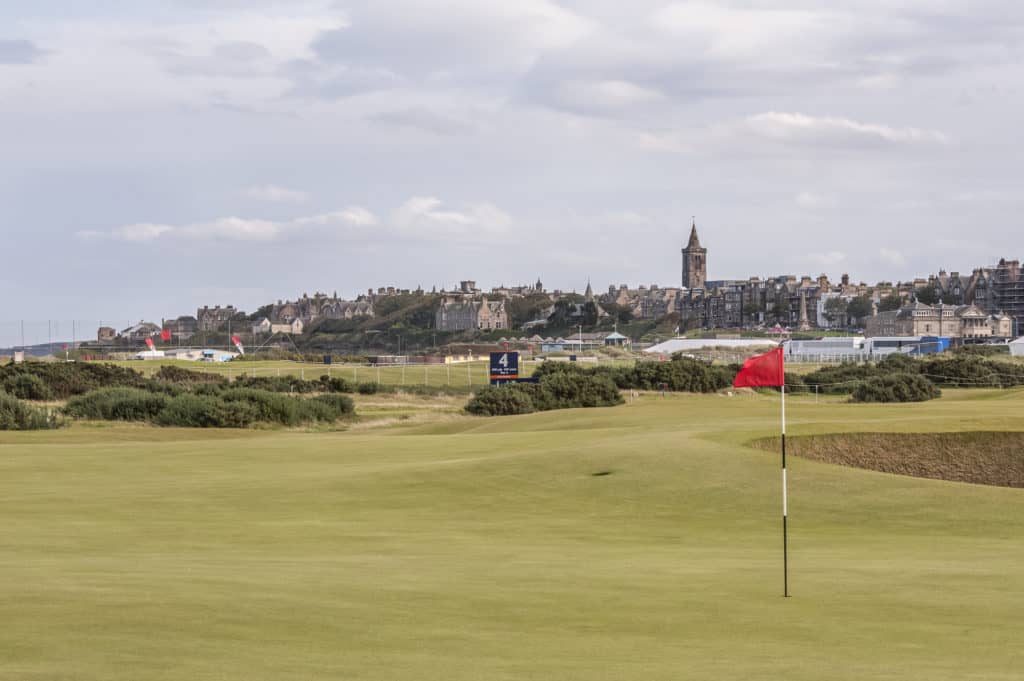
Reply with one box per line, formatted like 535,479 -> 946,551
499,353 -> 508,367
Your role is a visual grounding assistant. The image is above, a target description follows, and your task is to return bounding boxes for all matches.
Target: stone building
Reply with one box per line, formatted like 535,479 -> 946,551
268,292 -> 374,325
435,297 -> 509,331
120,321 -> 161,341
864,303 -> 1001,339
97,326 -> 116,342
162,316 -> 197,341
681,221 -> 707,290
196,305 -> 240,332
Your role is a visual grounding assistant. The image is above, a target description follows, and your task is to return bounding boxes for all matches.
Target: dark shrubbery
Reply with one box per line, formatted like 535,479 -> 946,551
920,355 -> 1024,388
64,388 -> 170,422
154,394 -> 257,428
851,373 -> 941,403
1,373 -> 54,401
152,365 -> 227,385
0,392 -> 61,430
533,356 -> 733,394
465,385 -> 538,416
0,362 -> 146,399
466,363 -> 623,416
954,344 -> 1010,357
231,374 -> 352,394
64,385 -> 355,428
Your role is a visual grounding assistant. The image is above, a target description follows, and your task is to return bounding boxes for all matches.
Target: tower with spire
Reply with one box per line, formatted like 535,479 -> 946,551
681,219 -> 707,289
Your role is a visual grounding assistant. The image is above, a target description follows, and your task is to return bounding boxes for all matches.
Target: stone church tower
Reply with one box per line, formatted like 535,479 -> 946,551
681,220 -> 707,289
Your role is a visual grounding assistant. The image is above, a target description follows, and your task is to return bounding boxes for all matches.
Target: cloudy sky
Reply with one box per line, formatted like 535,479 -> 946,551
2,0 -> 1022,343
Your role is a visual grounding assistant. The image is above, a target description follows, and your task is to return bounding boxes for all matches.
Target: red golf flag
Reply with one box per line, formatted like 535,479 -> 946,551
733,347 -> 785,388
145,337 -> 156,351
160,328 -> 172,342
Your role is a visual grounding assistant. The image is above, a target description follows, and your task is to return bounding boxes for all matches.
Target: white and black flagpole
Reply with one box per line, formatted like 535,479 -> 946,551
781,382 -> 789,598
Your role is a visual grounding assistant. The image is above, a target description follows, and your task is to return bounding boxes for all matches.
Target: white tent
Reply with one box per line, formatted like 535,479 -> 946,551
1010,337 -> 1024,357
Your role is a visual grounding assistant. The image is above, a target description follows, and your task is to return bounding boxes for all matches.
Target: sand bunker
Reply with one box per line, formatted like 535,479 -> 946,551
753,431 -> 1024,488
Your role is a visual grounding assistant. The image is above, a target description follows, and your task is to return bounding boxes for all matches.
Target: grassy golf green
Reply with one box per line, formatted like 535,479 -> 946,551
2,389 -> 1023,680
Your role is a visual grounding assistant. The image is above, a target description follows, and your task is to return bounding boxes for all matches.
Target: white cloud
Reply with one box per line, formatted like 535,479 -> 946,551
241,184 -> 310,203
795,192 -> 835,209
879,248 -> 908,266
743,112 -> 949,146
113,223 -> 176,242
392,197 -> 513,237
80,206 -> 378,243
806,251 -> 847,266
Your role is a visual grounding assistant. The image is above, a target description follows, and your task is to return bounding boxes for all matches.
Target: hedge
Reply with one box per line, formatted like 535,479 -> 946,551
466,364 -> 622,416
64,386 -> 355,428
851,373 -> 941,403
0,392 -> 61,430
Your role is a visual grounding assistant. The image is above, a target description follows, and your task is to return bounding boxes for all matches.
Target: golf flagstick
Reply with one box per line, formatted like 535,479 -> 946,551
782,383 -> 789,598
732,347 -> 789,597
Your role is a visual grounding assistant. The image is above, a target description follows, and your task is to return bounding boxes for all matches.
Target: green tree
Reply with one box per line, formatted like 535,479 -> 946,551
772,301 -> 789,322
878,293 -> 903,312
914,286 -> 938,305
846,296 -> 873,324
823,297 -> 848,326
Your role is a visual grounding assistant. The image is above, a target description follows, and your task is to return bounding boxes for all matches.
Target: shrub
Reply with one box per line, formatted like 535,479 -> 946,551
220,388 -> 304,426
153,365 -> 227,385
0,362 -> 146,399
0,392 -> 61,430
64,388 -> 169,421
466,365 -> 623,416
155,394 -> 256,428
318,375 -> 353,393
920,355 -> 1024,388
851,373 -> 941,403
2,373 -> 54,401
232,375 -> 322,393
309,393 -> 356,418
357,382 -> 380,395
465,385 -> 537,416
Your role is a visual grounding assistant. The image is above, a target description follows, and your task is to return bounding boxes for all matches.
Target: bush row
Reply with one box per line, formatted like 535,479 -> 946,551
0,391 -> 62,430
64,387 -> 355,428
466,364 -> 623,416
0,362 -> 146,399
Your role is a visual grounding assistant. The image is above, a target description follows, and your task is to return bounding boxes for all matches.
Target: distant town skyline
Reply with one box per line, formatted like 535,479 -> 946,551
3,0 -> 1023,343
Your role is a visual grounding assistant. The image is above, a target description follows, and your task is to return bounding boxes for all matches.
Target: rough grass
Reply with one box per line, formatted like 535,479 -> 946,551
756,431 -> 1024,488
1,388 -> 1023,680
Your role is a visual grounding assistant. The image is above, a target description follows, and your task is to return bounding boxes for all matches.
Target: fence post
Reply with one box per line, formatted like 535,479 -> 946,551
424,365 -> 428,386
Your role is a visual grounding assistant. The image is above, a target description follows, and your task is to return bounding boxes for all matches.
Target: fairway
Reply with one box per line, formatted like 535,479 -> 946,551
2,390 -> 1023,680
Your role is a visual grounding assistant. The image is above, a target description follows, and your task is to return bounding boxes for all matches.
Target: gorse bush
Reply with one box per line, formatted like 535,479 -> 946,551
152,365 -> 227,385
851,373 -> 941,403
465,385 -> 538,416
1,373 -> 54,401
0,392 -> 61,430
154,394 -> 257,428
231,374 -> 353,394
0,362 -> 146,399
64,386 -> 355,428
64,388 -> 170,422
466,364 -> 623,416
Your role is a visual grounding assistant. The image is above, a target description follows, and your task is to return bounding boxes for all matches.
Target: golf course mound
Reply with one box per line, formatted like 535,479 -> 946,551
754,431 -> 1024,488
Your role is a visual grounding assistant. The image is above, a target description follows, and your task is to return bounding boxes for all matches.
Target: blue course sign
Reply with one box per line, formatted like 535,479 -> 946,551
489,351 -> 519,384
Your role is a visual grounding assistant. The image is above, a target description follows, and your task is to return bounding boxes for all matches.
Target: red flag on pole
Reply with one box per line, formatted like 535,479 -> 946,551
734,345 -> 790,596
733,347 -> 785,388
145,337 -> 156,351
231,335 -> 245,355
160,328 -> 172,342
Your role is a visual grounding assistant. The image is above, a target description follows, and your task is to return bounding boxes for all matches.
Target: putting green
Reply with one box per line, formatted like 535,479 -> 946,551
1,389 -> 1022,680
